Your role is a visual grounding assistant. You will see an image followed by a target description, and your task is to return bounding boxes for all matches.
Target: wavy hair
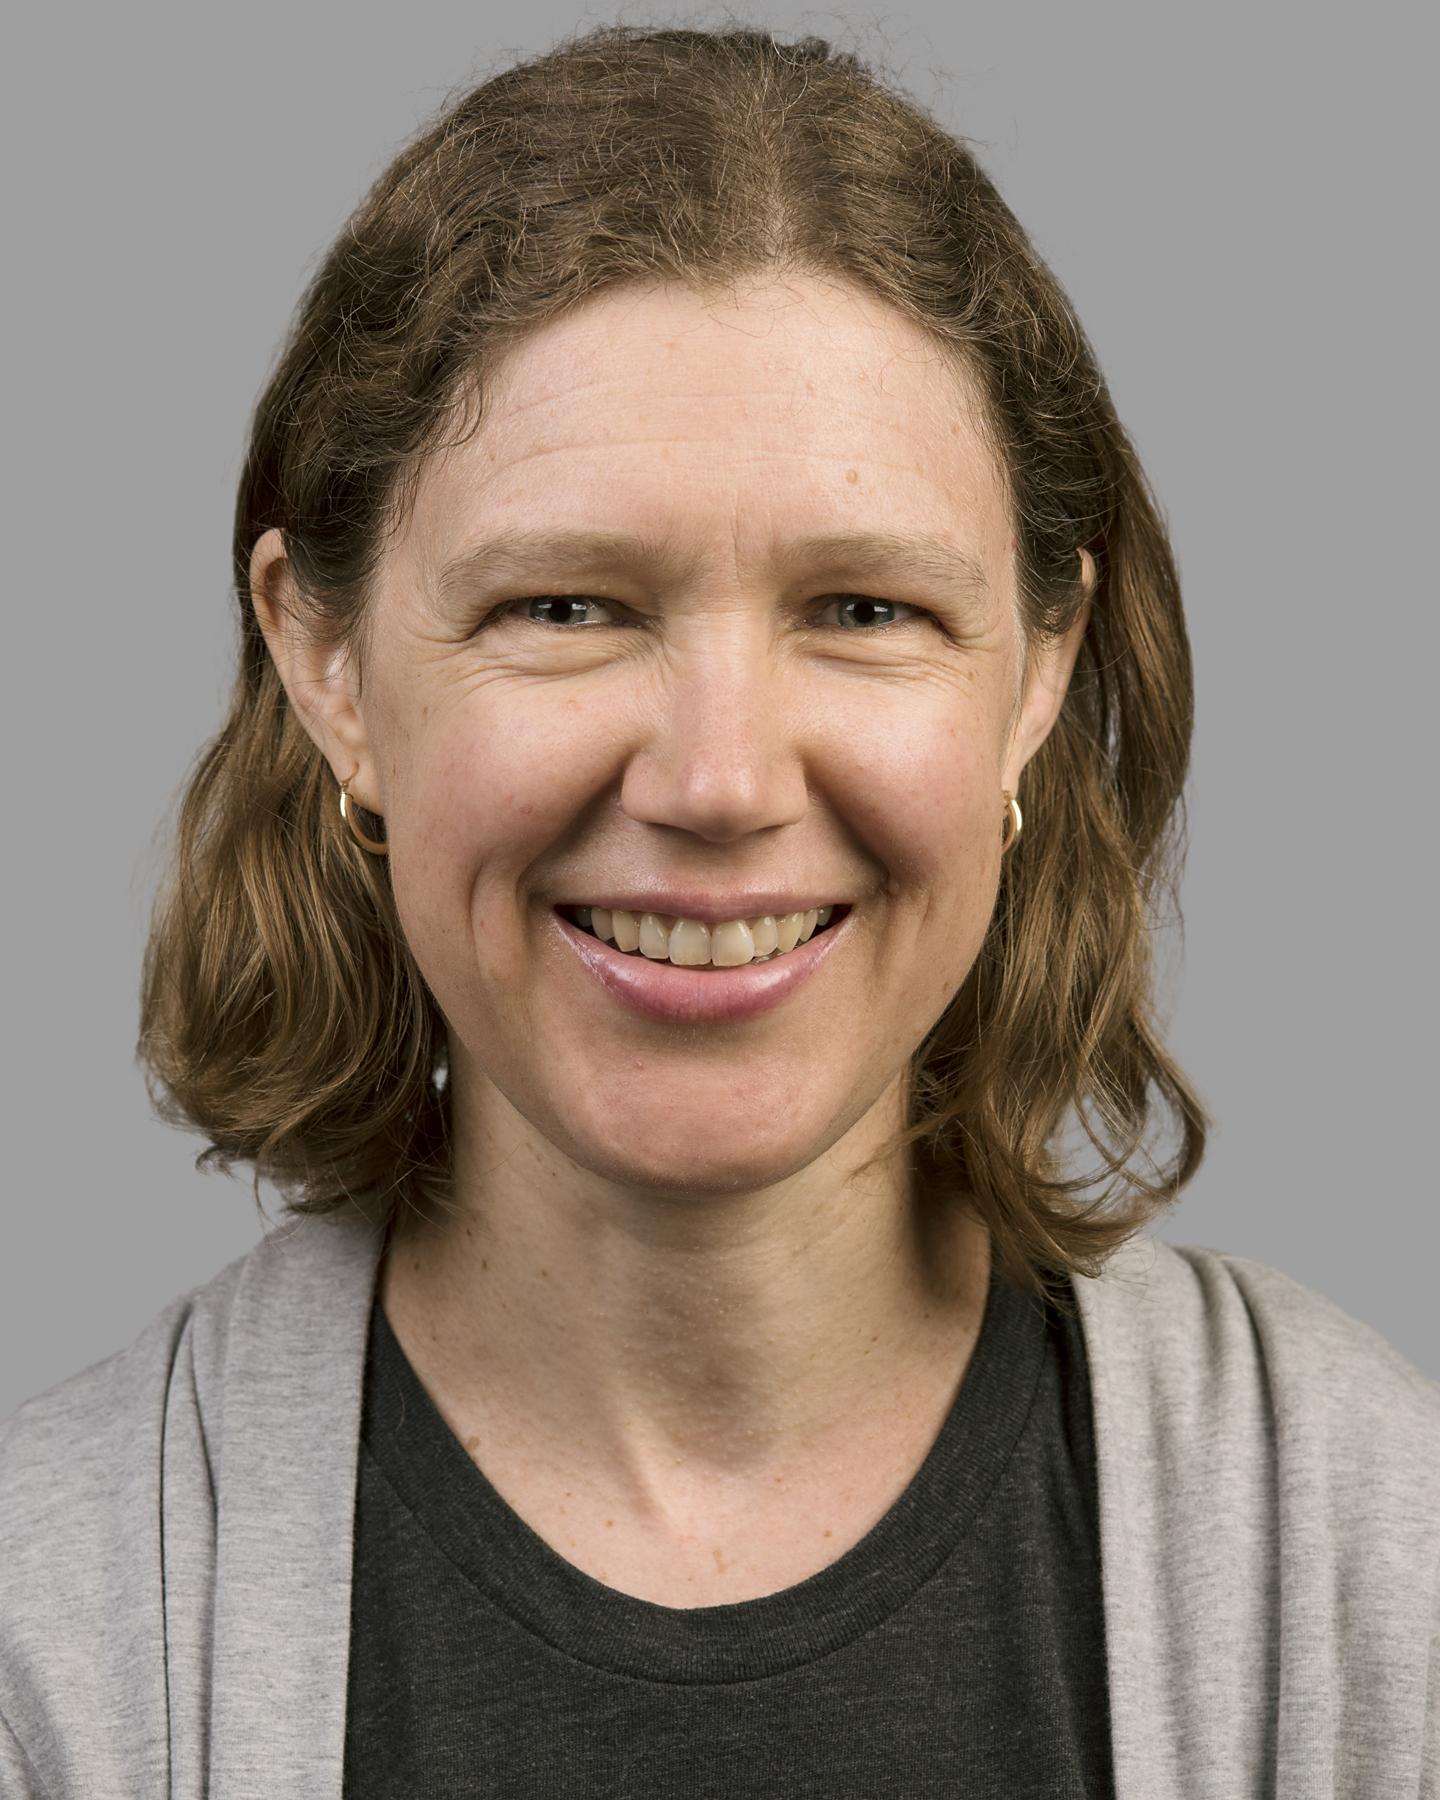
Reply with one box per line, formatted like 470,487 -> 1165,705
137,21 -> 1212,1307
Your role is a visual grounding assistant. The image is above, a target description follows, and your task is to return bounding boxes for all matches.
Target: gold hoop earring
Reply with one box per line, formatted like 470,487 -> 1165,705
339,777 -> 389,855
1000,789 -> 1023,855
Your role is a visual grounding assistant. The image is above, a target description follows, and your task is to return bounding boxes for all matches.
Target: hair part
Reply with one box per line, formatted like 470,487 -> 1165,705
138,21 -> 1212,1310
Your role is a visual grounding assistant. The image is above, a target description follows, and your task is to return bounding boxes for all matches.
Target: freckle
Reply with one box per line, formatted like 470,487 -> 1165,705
844,467 -> 858,484
481,1259 -> 489,1270
605,1518 -> 614,1528
823,1529 -> 833,1538
465,1435 -> 480,1451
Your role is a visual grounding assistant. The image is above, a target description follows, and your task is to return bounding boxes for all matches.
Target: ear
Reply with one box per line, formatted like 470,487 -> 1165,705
1001,546 -> 1097,794
248,527 -> 383,815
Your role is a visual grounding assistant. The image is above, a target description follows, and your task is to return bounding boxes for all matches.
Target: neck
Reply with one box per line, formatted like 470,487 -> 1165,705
378,1081 -> 992,1522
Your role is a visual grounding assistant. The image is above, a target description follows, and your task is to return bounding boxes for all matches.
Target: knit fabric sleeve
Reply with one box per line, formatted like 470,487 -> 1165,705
0,1707 -> 50,1800
1423,1547 -> 1439,1800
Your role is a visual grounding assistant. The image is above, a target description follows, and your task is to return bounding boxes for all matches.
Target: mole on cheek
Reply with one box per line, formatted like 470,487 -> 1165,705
845,468 -> 858,484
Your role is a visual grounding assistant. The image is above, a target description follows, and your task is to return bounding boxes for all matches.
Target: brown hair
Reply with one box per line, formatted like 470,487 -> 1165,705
137,21 -> 1212,1307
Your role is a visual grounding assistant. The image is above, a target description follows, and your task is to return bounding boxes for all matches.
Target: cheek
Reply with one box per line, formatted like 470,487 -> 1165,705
387,695 -> 593,938
835,699 -> 1003,898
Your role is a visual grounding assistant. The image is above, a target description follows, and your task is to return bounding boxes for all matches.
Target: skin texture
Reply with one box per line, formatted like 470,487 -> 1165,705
251,273 -> 1094,1603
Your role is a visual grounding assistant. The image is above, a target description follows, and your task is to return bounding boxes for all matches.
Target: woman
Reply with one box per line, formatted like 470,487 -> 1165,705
2,24 -> 1434,1799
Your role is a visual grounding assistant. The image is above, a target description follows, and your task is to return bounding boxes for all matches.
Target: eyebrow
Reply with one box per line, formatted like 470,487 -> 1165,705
433,526 -> 992,612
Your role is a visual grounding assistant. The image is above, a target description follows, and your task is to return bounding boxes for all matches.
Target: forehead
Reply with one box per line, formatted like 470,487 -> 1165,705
399,274 -> 1011,584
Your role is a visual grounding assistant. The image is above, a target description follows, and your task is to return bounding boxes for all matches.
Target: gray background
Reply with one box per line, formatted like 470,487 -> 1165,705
5,0 -> 1435,1420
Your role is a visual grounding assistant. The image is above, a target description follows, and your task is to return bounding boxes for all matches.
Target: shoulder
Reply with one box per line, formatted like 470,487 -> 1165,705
0,1246 -> 247,1516
1081,1233 -> 1440,1539
1,1286 -> 194,1547
1197,1242 -> 1440,1515
0,1248 -> 250,1754
1197,1242 -> 1438,1399
1087,1231 -> 1436,1393
1153,1237 -> 1435,1428
0,1214 -> 378,1785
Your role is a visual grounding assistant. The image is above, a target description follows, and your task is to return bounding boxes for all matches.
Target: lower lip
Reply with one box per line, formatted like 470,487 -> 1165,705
551,907 -> 852,1023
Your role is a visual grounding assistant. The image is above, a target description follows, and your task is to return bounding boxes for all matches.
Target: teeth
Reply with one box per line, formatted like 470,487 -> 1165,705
750,915 -> 780,956
639,912 -> 674,959
667,918 -> 711,965
571,904 -> 838,967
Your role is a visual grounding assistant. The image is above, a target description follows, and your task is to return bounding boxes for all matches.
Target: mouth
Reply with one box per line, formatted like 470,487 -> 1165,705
551,901 -> 854,1023
554,903 -> 851,969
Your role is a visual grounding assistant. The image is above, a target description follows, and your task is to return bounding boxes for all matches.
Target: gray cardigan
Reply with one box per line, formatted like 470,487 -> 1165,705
2,1211 -> 1437,1799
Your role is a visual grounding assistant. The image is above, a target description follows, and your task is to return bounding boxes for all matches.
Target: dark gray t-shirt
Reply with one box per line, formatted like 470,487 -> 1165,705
343,1253 -> 1114,1797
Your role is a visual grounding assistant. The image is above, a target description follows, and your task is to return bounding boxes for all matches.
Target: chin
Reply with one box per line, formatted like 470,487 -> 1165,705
566,1114 -> 816,1199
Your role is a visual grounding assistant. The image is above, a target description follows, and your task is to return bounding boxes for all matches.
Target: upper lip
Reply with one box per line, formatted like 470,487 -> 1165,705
556,893 -> 850,926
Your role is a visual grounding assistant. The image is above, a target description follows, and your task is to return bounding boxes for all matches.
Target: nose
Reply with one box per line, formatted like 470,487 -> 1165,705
617,632 -> 809,844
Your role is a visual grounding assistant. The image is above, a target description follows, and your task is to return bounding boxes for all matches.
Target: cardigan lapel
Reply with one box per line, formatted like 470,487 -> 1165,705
207,1207 -> 384,1800
1073,1233 -> 1278,1800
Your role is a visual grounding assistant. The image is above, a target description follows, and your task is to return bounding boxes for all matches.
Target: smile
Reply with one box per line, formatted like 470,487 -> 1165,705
557,904 -> 845,968
551,904 -> 853,1023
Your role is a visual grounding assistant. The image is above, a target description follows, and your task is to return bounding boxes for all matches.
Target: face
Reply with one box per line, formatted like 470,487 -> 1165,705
253,274 -> 1090,1203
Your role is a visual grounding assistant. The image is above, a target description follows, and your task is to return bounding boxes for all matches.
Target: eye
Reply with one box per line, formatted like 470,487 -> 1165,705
818,595 -> 926,632
489,595 -> 620,629
482,593 -> 928,631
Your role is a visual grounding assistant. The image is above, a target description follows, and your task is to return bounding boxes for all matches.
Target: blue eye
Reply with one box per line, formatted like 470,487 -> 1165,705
512,596 -> 612,627
489,594 -> 926,631
822,595 -> 922,631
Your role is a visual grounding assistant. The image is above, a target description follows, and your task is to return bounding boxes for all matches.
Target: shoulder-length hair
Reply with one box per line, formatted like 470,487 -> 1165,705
138,23 -> 1211,1307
